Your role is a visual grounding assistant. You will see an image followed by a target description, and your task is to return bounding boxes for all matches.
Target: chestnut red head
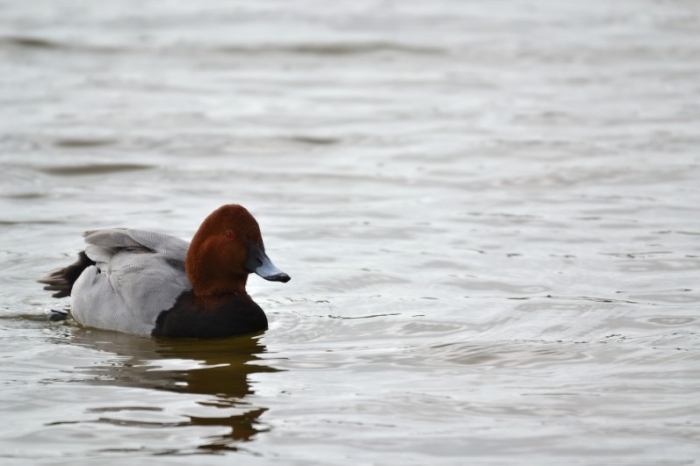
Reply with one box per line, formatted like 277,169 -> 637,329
186,204 -> 289,297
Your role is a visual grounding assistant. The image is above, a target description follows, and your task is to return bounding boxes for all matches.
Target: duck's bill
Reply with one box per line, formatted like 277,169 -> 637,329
246,242 -> 291,283
255,257 -> 291,282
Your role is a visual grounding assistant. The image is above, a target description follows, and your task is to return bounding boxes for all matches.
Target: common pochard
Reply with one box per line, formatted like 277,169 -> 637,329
39,204 -> 290,338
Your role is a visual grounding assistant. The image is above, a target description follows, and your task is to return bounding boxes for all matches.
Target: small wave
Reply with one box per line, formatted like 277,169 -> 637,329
0,36 -> 445,57
0,35 -> 121,53
54,138 -> 117,148
287,136 -> 340,146
0,36 -> 60,49
213,41 -> 445,56
1,192 -> 46,200
39,164 -> 153,176
0,219 -> 61,226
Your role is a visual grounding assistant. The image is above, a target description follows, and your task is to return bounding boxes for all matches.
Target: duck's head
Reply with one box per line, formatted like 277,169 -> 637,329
186,204 -> 290,297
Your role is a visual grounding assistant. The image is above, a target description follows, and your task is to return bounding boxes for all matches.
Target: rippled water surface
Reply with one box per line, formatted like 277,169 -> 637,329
1,0 -> 700,464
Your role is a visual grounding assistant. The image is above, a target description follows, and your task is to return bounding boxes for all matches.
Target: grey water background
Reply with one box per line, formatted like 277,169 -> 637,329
1,0 -> 699,464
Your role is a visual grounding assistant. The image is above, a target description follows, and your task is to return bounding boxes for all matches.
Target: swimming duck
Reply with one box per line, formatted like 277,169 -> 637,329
39,204 -> 290,338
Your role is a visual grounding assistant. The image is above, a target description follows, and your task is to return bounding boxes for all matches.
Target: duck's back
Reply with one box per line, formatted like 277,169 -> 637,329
70,229 -> 192,335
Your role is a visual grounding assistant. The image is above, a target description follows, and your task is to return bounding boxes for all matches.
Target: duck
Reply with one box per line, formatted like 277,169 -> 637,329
39,204 -> 290,338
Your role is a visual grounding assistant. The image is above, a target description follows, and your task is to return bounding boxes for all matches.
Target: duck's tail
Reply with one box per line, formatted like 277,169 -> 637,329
39,251 -> 96,298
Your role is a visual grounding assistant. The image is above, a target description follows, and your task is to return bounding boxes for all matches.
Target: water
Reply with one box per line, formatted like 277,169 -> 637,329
1,0 -> 699,464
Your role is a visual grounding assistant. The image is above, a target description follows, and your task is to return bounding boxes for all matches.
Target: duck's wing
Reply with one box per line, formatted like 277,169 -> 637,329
71,229 -> 192,335
83,228 -> 189,268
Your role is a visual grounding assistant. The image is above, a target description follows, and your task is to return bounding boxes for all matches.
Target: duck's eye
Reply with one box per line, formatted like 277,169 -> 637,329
225,230 -> 235,239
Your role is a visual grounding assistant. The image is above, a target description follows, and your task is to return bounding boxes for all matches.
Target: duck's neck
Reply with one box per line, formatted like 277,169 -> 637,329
190,274 -> 249,300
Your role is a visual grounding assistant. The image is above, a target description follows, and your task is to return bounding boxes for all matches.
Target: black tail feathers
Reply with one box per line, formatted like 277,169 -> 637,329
39,251 -> 96,298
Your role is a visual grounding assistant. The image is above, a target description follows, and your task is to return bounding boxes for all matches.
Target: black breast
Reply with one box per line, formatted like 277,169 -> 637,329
152,291 -> 268,338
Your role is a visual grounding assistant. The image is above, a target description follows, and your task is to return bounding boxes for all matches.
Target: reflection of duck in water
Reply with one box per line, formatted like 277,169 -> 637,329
63,329 -> 279,451
40,204 -> 290,338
